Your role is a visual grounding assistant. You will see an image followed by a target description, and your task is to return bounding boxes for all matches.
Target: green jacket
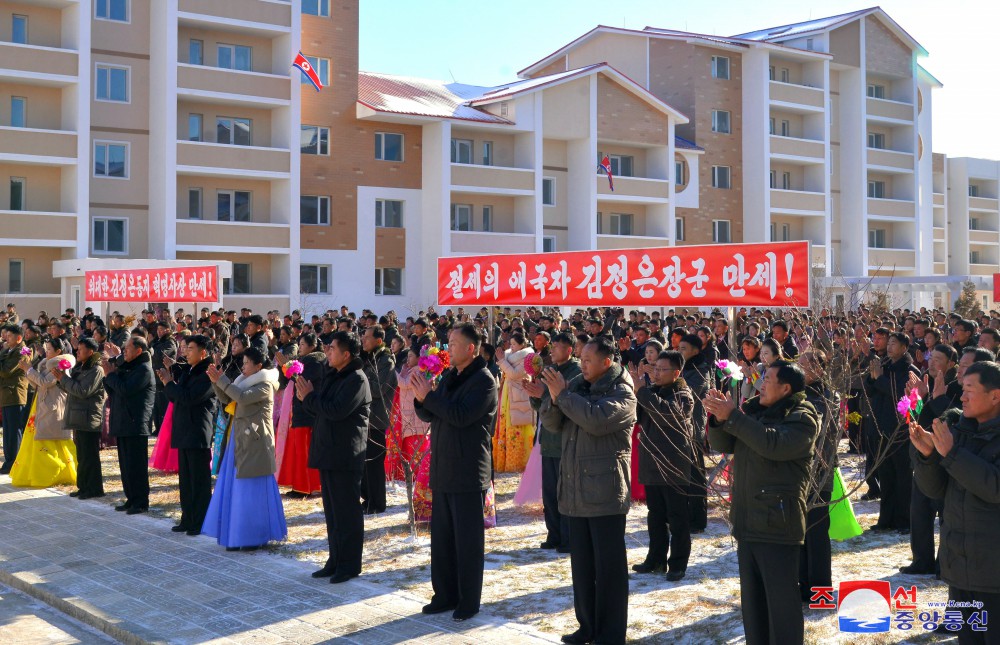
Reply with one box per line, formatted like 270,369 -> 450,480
0,341 -> 28,407
530,357 -> 581,458
707,391 -> 819,545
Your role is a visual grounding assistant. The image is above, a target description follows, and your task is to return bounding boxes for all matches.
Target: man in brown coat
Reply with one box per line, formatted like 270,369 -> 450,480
0,324 -> 29,474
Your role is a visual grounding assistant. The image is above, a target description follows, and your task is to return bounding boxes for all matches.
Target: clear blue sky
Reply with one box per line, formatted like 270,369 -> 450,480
360,0 -> 1000,159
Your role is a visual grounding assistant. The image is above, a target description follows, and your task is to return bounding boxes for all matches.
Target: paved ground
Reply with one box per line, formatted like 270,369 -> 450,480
0,581 -> 118,644
0,478 -> 557,644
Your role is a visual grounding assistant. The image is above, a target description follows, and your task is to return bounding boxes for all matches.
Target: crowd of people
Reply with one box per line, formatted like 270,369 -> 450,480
0,299 -> 998,644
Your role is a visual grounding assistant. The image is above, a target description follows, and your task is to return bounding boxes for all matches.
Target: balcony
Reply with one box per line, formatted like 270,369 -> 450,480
933,193 -> 945,207
450,164 -> 534,194
0,210 -> 77,246
176,64 -> 291,108
176,141 -> 290,179
596,234 -> 671,251
178,0 -> 292,33
867,197 -> 915,219
867,248 -> 916,269
866,97 -> 913,123
0,42 -> 77,83
969,196 -> 1000,212
770,189 -> 825,214
0,127 -> 76,164
970,264 -> 998,276
969,230 -> 1000,245
450,231 -> 536,254
867,148 -> 914,173
176,220 -> 290,251
769,81 -> 824,111
811,247 -> 827,267
596,176 -> 670,202
769,135 -> 825,162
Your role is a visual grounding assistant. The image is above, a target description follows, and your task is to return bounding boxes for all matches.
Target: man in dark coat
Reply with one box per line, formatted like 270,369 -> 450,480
159,335 -> 216,536
103,336 -> 155,514
297,331 -> 371,584
57,338 -> 107,498
151,322 -> 177,432
771,320 -> 799,359
0,324 -> 28,473
411,322 -> 498,622
360,326 -> 396,514
678,333 -> 709,532
245,314 -> 269,356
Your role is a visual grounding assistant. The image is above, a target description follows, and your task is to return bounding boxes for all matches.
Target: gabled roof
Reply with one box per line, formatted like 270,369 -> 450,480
675,135 -> 703,152
357,72 -> 512,124
918,65 -> 943,88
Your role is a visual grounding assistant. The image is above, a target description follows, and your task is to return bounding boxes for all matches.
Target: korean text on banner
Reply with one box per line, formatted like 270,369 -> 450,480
85,266 -> 219,302
437,241 -> 810,307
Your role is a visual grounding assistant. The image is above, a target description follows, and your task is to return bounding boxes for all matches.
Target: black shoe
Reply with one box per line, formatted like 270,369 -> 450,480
330,571 -> 358,584
0,466 -> 10,475
78,493 -> 104,500
171,525 -> 188,533
125,507 -> 147,515
540,540 -> 558,549
240,545 -> 260,552
666,570 -> 686,582
422,601 -> 457,615
114,504 -> 130,512
897,527 -> 911,535
691,528 -> 706,534
632,562 -> 666,574
452,608 -> 478,622
311,566 -> 335,579
69,491 -> 80,498
561,632 -> 591,644
284,490 -> 307,499
860,493 -> 880,501
185,529 -> 200,536
899,564 -> 935,575
869,524 -> 894,532
556,545 -> 571,554
226,547 -> 240,552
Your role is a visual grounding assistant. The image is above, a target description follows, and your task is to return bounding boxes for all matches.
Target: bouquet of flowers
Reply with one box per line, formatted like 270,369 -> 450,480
523,352 -> 545,377
58,358 -> 72,371
19,347 -> 31,357
418,346 -> 450,383
716,359 -> 745,382
282,359 -> 304,379
846,411 -> 863,427
897,389 -> 923,421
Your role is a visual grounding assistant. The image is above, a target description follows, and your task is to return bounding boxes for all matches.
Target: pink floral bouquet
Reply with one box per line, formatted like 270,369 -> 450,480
58,358 -> 72,371
19,347 -> 31,356
282,359 -> 304,379
716,359 -> 744,382
897,389 -> 923,421
418,346 -> 450,382
523,352 -> 545,377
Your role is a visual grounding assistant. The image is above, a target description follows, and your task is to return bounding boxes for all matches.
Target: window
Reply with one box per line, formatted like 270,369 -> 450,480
95,64 -> 128,102
868,228 -> 886,248
770,223 -> 790,241
806,38 -> 814,51
8,259 -> 23,293
300,195 -> 330,225
482,141 -> 493,166
375,199 -> 403,228
93,217 -> 127,254
970,251 -> 982,265
450,204 -> 472,231
675,160 -> 685,185
9,178 -> 25,210
94,142 -> 128,178
713,219 -> 731,243
868,180 -> 885,199
302,0 -> 330,17
375,132 -> 403,161
375,268 -> 402,296
970,217 -> 980,231
216,117 -> 251,146
780,68 -> 790,83
868,132 -> 885,149
189,39 -> 203,65
782,172 -> 791,190
543,236 -> 556,253
969,185 -> 980,197
500,102 -> 509,117
188,113 -> 203,141
712,165 -> 731,189
300,125 -> 329,155
482,205 -> 493,232
96,0 -> 128,21
769,117 -> 775,135
10,97 -> 25,128
711,56 -> 730,80
769,170 -> 776,189
596,212 -> 603,234
602,154 -> 634,177
451,138 -> 473,164
781,120 -> 790,137
770,223 -> 776,241
712,110 -> 731,134
225,263 -> 251,295
188,188 -> 202,219
675,217 -> 685,242
542,177 -> 556,206
867,84 -> 886,99
609,213 -> 633,236
12,15 -> 27,44
768,65 -> 775,81
300,265 -> 330,294
218,44 -> 251,71
300,56 -> 330,85
217,190 -> 251,222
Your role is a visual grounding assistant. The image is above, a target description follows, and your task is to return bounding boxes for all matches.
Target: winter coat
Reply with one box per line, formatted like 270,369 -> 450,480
635,379 -> 696,488
707,391 -> 819,545
499,347 -> 534,427
165,359 -> 216,450
0,340 -> 28,406
396,364 -> 430,440
914,414 -> 1000,594
865,352 -> 920,438
539,362 -> 637,518
150,335 -> 177,373
531,357 -> 582,458
103,350 -> 155,437
25,354 -> 74,440
414,355 -> 498,493
804,381 -> 841,497
213,368 -> 280,479
108,327 -> 129,350
681,355 -> 709,445
362,345 -> 396,431
58,354 -> 106,433
248,332 -> 269,356
289,351 -> 327,428
304,357 -> 371,472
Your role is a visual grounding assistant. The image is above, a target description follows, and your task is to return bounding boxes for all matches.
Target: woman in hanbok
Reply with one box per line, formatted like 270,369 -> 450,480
203,347 -> 286,551
493,332 -> 535,472
10,341 -> 77,487
629,339 -> 663,503
395,348 -> 432,521
149,337 -> 187,473
275,332 -> 325,498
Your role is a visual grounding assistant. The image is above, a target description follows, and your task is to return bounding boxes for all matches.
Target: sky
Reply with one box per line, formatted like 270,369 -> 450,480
360,0 -> 1000,159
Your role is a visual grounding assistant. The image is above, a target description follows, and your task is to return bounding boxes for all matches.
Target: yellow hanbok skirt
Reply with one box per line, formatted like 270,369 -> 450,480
9,398 -> 77,488
492,380 -> 534,473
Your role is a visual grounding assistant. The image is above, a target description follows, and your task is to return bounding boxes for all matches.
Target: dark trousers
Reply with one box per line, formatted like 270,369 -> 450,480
74,431 -> 104,496
876,440 -> 911,529
737,540 -> 803,645
688,441 -> 708,530
430,490 -> 485,613
361,429 -> 386,514
178,448 -> 211,531
846,392 -> 862,452
542,455 -> 569,548
644,484 -> 691,573
798,489 -> 832,601
1,404 -> 25,470
568,514 -> 628,645
319,468 -> 364,575
909,479 -> 942,570
949,587 -> 1000,645
152,387 -> 167,434
117,436 -> 149,508
862,421 -> 881,496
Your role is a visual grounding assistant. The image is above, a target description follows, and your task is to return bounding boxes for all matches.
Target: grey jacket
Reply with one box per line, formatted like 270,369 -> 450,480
362,345 -> 396,431
25,354 -> 75,441
213,368 -> 280,479
540,362 -> 637,518
58,354 -> 106,433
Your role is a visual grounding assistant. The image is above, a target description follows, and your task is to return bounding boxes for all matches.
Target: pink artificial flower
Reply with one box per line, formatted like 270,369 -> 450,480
19,347 -> 31,356
284,360 -> 304,377
58,359 -> 72,370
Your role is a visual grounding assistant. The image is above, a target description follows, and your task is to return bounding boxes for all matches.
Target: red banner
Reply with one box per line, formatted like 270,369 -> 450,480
994,273 -> 1000,303
85,266 -> 219,302
438,241 -> 810,307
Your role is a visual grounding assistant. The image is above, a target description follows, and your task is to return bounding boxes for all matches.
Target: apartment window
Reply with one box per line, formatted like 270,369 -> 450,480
188,114 -> 203,142
375,199 -> 403,228
868,180 -> 885,199
12,15 -> 27,44
868,228 -> 887,248
218,44 -> 252,72
95,64 -> 128,102
500,102 -> 509,117
780,68 -> 790,83
596,212 -> 603,234
712,110 -> 731,134
302,0 -> 330,17
375,268 -> 402,296
768,65 -> 775,81
188,188 -> 202,219
970,251 -> 982,265
189,40 -> 203,65
217,190 -> 251,222
451,139 -> 473,164
9,178 -> 25,210
8,260 -> 23,293
301,125 -> 329,155
300,265 -> 330,295
770,223 -> 790,241
868,132 -> 885,149
712,165 -> 731,189
769,170 -> 776,189
970,218 -> 980,231
375,132 -> 403,161
675,160 -> 685,185
10,97 -> 25,128
782,171 -> 791,190
482,141 -> 493,166
94,142 -> 128,178
543,236 -> 556,253
605,154 -> 634,177
216,117 -> 251,146
543,177 -> 556,206
969,185 -> 980,197
769,117 -> 775,135
609,213 -> 633,236
867,84 -> 886,99
450,204 -> 472,231
713,220 -> 731,243
300,195 -> 330,225
300,56 -> 330,85
806,38 -> 814,51
675,217 -> 685,242
225,263 -> 251,295
93,217 -> 127,254
711,56 -> 730,80
96,0 -> 128,22
482,205 -> 493,232
781,120 -> 790,137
